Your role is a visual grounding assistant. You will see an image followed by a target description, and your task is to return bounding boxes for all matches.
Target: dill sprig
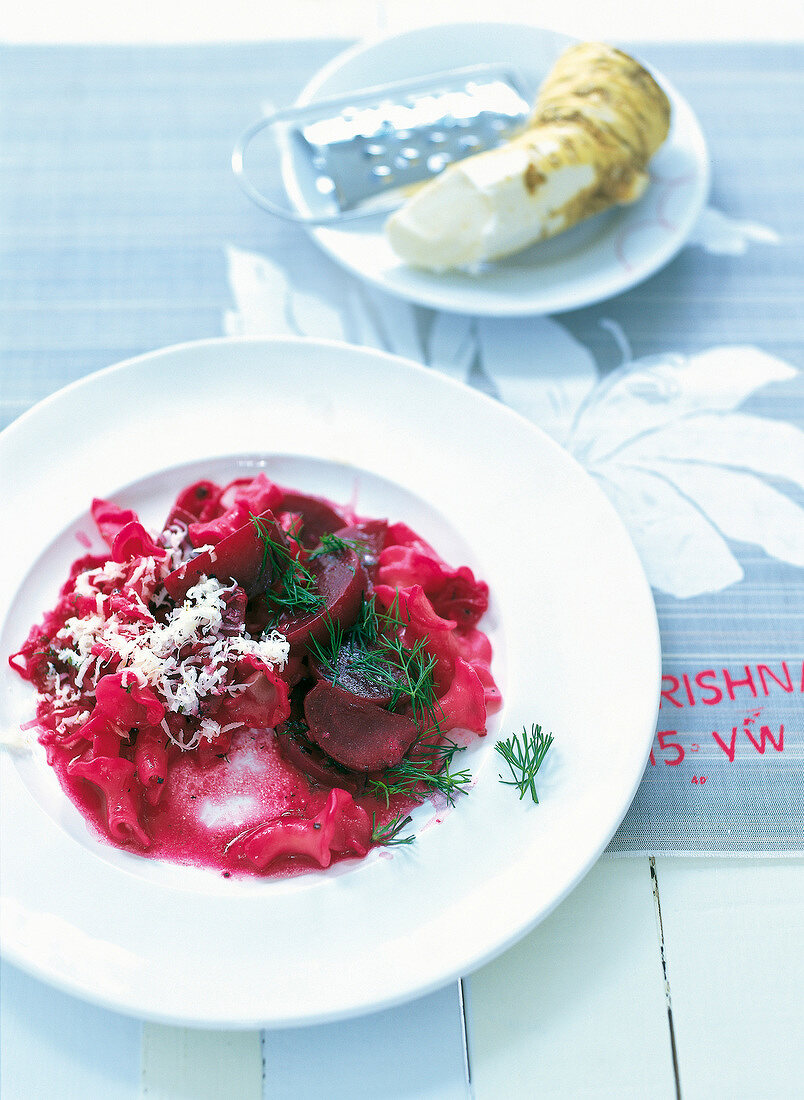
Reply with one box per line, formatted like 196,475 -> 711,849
350,592 -> 381,648
384,633 -> 439,726
309,532 -> 362,559
369,755 -> 472,808
371,812 -> 415,847
368,731 -> 469,807
284,514 -> 305,547
249,514 -> 325,619
414,734 -> 465,772
367,592 -> 441,726
308,589 -> 460,806
495,724 -> 554,803
306,618 -> 345,680
306,617 -> 398,694
309,596 -> 440,728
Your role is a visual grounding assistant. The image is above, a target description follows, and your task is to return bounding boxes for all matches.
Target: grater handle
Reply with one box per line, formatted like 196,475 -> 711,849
232,65 -> 531,226
232,107 -> 383,226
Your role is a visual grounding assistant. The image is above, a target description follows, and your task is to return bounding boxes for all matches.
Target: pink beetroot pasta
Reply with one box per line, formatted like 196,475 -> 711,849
10,472 -> 501,877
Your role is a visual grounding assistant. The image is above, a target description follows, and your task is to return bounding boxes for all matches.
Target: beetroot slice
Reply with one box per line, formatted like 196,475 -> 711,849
276,722 -> 366,796
303,680 -> 419,772
277,491 -> 346,548
275,549 -> 367,650
333,520 -> 387,580
162,509 -> 281,602
276,690 -> 366,795
309,638 -> 399,707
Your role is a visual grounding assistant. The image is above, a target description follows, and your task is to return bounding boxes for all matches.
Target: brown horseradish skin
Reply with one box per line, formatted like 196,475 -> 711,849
385,41 -> 672,271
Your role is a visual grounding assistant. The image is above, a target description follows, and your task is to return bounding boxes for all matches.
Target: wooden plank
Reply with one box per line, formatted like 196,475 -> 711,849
261,984 -> 469,1099
0,961 -> 141,1100
654,857 -> 804,1100
141,1025 -> 263,1099
466,856 -> 676,1098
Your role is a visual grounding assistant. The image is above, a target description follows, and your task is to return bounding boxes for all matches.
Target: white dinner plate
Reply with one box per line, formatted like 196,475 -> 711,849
0,337 -> 660,1026
288,23 -> 709,316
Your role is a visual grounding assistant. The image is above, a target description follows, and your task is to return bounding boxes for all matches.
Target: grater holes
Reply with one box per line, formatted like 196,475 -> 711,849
427,152 -> 451,173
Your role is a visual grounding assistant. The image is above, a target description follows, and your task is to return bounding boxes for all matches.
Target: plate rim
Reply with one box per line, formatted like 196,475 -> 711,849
0,335 -> 662,1026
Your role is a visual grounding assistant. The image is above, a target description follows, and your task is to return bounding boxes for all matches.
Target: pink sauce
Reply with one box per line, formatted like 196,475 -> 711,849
11,473 -> 500,878
53,728 -> 410,877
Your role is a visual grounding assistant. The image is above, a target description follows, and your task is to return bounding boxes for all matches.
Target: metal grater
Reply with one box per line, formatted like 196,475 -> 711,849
232,65 -> 532,225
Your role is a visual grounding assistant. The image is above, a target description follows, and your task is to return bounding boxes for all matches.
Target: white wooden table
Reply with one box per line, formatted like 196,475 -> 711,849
1,4 -> 803,1097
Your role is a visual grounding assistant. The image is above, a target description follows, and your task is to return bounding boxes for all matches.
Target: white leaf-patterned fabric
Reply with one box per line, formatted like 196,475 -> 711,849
224,246 -> 297,337
639,459 -> 804,567
288,291 -> 347,342
569,347 -> 797,465
595,461 -> 745,597
223,236 -> 804,601
474,332 -> 803,598
616,413 -> 804,491
477,316 -> 598,446
688,205 -> 781,255
426,313 -> 476,385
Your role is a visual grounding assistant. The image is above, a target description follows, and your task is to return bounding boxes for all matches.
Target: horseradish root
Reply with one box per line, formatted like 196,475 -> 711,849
385,42 -> 671,270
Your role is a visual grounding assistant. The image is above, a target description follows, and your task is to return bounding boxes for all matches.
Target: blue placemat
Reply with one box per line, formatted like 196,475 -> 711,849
1,41 -> 802,852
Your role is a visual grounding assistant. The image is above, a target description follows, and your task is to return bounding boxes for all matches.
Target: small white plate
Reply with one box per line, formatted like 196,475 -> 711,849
0,337 -> 660,1026
290,23 -> 709,316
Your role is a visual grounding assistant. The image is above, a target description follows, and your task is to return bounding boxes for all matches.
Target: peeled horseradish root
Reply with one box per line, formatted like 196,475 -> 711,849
384,42 -> 672,271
